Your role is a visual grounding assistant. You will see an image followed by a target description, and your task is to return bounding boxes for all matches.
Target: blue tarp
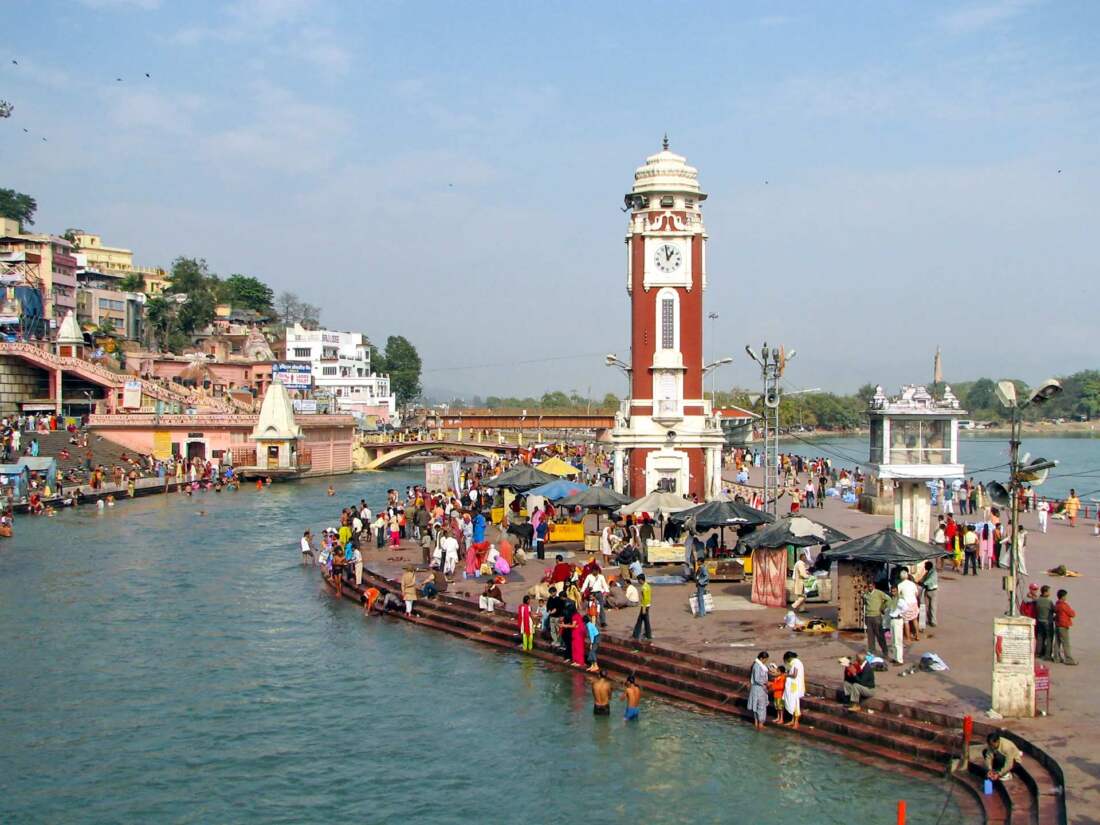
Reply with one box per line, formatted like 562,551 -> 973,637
0,463 -> 31,499
526,479 -> 589,501
17,456 -> 58,487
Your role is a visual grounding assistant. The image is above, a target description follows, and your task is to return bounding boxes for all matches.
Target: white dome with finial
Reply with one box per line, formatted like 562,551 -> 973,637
57,310 -> 83,346
631,135 -> 706,197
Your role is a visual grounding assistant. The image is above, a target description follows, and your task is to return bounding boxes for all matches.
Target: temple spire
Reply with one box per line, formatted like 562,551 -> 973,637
662,133 -> 669,151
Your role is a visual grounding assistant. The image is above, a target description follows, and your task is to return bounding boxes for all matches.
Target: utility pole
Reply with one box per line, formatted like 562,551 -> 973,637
1007,407 -> 1022,616
745,343 -> 795,515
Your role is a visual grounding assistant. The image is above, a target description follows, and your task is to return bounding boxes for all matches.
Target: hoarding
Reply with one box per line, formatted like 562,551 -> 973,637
122,379 -> 142,409
425,460 -> 460,493
272,362 -> 313,389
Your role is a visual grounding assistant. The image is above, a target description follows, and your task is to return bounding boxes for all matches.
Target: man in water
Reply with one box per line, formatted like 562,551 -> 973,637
623,673 -> 642,721
591,669 -> 612,716
300,529 -> 316,564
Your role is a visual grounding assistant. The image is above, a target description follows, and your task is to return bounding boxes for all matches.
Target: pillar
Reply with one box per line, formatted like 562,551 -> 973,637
54,368 -> 63,415
613,449 -> 625,493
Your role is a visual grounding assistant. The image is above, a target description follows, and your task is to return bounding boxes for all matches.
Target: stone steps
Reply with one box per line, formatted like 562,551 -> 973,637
339,567 -> 1064,824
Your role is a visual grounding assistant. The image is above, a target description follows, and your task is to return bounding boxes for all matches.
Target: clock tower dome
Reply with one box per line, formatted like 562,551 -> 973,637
611,139 -> 725,499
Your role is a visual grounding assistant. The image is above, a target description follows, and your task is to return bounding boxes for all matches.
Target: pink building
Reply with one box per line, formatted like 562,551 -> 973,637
87,411 -> 356,477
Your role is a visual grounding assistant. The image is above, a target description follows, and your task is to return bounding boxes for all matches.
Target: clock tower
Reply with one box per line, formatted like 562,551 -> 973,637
611,139 -> 725,499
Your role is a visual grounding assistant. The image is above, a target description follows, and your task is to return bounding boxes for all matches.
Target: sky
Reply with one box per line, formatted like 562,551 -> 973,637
2,0 -> 1098,400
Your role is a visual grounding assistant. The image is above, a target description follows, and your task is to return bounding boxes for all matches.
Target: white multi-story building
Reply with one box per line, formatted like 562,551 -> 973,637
283,323 -> 396,421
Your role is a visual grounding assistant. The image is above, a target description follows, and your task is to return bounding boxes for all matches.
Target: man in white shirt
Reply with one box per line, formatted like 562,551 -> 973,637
349,545 -> 363,586
1037,498 -> 1049,533
440,533 -> 460,578
582,568 -> 610,627
300,529 -> 316,564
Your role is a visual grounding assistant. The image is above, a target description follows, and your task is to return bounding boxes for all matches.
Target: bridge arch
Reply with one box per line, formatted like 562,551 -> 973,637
359,441 -> 513,471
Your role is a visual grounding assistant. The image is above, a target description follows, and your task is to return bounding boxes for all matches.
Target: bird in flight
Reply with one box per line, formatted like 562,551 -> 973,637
145,72 -> 150,78
11,59 -> 17,65
116,77 -> 123,82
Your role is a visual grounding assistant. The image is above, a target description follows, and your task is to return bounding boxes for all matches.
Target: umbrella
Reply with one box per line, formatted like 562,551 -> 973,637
821,528 -> 947,565
668,499 -> 773,530
741,515 -> 850,550
482,465 -> 558,492
535,456 -> 580,477
563,487 -> 632,509
526,479 -> 589,501
618,491 -> 695,517
561,486 -> 633,531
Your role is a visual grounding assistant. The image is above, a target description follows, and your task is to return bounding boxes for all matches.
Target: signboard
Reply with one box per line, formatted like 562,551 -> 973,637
152,431 -> 173,460
425,460 -> 460,493
992,615 -> 1036,717
272,362 -> 312,389
122,379 -> 142,410
293,400 -> 318,413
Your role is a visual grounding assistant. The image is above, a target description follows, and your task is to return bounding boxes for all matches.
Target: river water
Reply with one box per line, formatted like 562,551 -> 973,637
784,433 -> 1100,500
0,470 -> 968,824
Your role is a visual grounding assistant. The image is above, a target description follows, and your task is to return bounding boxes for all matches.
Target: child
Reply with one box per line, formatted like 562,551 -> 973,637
536,598 -> 548,638
769,665 -> 787,721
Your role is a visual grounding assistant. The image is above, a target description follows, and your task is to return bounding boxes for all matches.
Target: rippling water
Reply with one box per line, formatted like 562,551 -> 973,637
0,470 -> 969,824
786,433 -> 1100,499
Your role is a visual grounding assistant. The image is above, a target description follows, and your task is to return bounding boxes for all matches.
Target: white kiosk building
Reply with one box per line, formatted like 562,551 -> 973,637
860,384 -> 966,542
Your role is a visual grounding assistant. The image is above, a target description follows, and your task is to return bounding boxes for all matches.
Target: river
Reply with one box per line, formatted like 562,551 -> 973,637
781,433 -> 1100,500
0,470 -> 969,824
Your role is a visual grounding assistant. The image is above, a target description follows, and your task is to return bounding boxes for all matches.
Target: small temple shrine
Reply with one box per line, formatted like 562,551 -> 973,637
860,383 -> 966,542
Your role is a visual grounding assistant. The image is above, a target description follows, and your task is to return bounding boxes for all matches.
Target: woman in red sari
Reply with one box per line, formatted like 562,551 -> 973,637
517,594 -> 534,651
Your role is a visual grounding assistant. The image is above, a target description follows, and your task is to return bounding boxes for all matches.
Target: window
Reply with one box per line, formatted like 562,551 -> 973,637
98,298 -> 124,311
661,298 -> 674,349
660,195 -> 674,207
111,317 -> 124,329
889,418 -> 950,465
293,348 -> 310,358
322,367 -> 337,376
869,418 -> 883,463
685,198 -> 695,209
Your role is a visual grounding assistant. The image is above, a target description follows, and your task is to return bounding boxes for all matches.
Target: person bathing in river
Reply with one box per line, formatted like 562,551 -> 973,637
623,673 -> 642,721
591,669 -> 612,716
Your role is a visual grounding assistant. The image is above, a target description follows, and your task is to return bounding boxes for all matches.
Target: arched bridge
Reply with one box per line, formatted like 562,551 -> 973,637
355,439 -> 520,471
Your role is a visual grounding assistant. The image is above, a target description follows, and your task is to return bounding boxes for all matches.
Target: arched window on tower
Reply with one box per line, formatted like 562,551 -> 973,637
656,288 -> 679,351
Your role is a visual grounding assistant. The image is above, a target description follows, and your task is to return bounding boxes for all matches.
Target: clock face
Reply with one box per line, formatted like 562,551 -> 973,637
653,243 -> 683,274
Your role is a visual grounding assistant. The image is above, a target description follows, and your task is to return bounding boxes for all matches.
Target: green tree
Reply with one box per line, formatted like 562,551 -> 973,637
964,378 -> 997,411
855,383 -> 877,405
144,295 -> 178,351
540,390 -> 571,409
382,335 -> 422,408
600,392 -> 620,410
166,257 -> 217,334
117,272 -> 145,293
220,274 -> 274,314
0,188 -> 37,229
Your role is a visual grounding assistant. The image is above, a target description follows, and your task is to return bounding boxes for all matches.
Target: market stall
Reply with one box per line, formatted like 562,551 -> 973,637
742,515 -> 850,606
821,528 -> 946,630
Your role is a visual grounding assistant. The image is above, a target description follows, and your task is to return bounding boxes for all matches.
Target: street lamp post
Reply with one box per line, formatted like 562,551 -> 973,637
744,342 -> 796,515
996,379 -> 1062,616
702,355 -> 733,411
707,312 -> 720,405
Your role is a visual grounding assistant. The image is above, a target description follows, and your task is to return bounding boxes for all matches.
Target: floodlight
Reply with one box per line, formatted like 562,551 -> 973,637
1029,379 -> 1063,405
995,380 -> 1018,408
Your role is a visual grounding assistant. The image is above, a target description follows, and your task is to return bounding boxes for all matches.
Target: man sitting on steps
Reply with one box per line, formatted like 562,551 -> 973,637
841,652 -> 876,712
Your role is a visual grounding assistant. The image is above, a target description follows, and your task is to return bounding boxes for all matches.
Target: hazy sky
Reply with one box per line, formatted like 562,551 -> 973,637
3,1 -> 1097,399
